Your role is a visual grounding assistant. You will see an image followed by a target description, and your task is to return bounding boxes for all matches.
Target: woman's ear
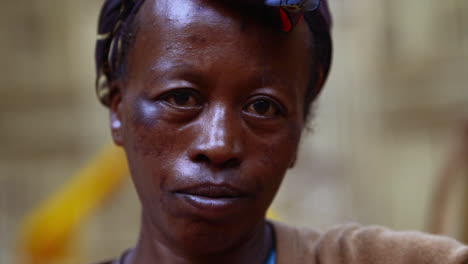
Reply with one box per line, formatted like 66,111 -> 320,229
109,85 -> 124,146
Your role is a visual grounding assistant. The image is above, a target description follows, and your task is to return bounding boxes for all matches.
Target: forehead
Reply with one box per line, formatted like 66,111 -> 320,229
129,0 -> 311,92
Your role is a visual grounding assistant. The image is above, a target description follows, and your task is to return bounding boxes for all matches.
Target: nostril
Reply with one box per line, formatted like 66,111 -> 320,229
194,154 -> 210,163
193,154 -> 241,168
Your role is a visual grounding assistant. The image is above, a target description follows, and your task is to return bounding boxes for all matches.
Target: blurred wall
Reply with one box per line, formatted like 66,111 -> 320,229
0,0 -> 467,263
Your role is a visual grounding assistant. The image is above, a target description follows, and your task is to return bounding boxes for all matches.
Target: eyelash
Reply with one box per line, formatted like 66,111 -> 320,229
157,89 -> 286,118
160,88 -> 203,109
243,96 -> 286,118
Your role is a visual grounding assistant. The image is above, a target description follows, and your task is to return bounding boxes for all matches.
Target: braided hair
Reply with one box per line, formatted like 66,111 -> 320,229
95,0 -> 332,118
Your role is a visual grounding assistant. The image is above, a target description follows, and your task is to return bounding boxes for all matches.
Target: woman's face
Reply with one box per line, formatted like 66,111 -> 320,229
110,0 -> 311,252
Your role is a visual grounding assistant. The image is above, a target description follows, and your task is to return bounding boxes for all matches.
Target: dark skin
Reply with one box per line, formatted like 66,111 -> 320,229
109,0 -> 312,263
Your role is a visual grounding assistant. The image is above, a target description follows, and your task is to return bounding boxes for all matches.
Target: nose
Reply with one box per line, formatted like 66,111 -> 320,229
188,105 -> 244,169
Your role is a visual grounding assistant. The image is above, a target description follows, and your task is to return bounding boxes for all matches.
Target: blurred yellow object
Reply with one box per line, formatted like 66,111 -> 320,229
267,208 -> 280,221
17,145 -> 128,264
17,144 -> 280,264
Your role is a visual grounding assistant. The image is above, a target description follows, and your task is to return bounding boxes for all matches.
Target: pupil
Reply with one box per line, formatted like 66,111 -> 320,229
253,100 -> 270,114
174,93 -> 190,105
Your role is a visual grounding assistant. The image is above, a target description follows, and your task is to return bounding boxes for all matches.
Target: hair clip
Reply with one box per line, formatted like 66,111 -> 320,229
264,0 -> 321,11
265,0 -> 321,32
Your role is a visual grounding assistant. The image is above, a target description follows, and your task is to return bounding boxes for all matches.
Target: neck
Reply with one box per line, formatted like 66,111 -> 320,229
126,213 -> 273,264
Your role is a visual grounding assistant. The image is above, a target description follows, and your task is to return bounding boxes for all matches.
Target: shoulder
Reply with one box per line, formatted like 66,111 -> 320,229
319,224 -> 468,263
271,221 -> 468,264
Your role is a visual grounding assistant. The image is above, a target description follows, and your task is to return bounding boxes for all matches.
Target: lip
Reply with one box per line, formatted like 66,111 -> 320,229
171,183 -> 251,218
174,184 -> 247,198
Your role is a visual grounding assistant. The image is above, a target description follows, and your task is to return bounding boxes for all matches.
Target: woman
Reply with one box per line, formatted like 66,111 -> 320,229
94,0 -> 468,263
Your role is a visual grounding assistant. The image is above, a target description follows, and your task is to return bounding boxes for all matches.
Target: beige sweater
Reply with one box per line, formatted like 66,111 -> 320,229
272,221 -> 468,264
99,222 -> 468,263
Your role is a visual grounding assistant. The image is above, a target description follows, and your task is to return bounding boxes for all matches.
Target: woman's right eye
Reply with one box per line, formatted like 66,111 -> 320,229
162,89 -> 202,109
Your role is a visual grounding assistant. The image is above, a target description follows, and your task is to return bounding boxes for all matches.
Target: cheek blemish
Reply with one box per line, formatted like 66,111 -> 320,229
187,34 -> 207,46
133,97 -> 162,128
129,101 -> 165,158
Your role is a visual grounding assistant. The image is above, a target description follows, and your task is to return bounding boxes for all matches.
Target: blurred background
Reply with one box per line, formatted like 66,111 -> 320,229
1,0 -> 467,263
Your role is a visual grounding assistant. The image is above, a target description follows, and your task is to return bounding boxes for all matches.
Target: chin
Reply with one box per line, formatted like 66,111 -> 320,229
148,193 -> 267,253
165,213 -> 264,255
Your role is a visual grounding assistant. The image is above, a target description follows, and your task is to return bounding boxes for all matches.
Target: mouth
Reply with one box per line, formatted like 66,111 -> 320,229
175,184 -> 247,198
172,184 -> 251,218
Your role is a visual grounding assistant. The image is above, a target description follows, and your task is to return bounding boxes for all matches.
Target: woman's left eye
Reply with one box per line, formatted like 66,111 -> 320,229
244,99 -> 283,118
162,89 -> 202,108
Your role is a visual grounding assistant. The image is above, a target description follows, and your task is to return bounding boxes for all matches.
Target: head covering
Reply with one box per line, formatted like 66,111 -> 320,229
95,0 -> 332,106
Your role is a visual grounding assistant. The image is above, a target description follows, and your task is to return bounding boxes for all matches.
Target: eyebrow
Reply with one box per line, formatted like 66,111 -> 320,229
261,69 -> 296,90
151,61 -> 198,76
147,60 -> 298,98
147,62 -> 205,85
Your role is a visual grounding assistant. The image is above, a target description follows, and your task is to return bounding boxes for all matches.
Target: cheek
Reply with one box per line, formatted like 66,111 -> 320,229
261,122 -> 301,165
121,98 -> 179,198
126,99 -> 166,156
247,122 -> 302,194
